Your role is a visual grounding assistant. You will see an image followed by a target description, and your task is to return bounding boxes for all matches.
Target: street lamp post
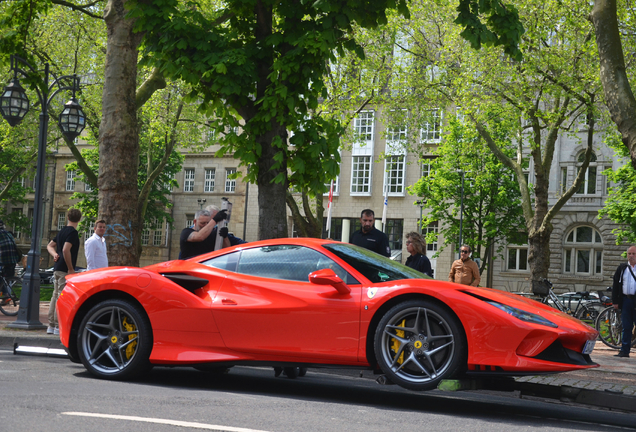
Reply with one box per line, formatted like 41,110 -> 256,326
197,198 -> 206,209
457,170 -> 465,259
416,200 -> 425,234
1,55 -> 86,329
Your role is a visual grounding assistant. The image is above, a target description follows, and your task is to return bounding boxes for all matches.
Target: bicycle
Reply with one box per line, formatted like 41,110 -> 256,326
595,303 -> 636,350
533,279 -> 604,323
0,275 -> 22,316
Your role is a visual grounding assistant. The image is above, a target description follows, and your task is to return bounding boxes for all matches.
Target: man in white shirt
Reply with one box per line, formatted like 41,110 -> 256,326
84,220 -> 108,270
612,245 -> 636,358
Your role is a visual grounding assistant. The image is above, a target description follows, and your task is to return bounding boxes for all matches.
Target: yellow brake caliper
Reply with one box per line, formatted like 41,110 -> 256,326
122,317 -> 137,359
391,319 -> 406,364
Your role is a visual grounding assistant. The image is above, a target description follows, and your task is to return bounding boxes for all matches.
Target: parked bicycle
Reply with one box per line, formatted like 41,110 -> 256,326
594,289 -> 636,349
533,279 -> 605,323
0,274 -> 21,316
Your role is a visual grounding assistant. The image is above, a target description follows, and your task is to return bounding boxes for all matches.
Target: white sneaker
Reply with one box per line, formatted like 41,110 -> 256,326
47,326 -> 54,334
53,328 -> 59,335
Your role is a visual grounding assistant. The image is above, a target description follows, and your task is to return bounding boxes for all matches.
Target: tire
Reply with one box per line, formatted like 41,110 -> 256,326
298,367 -> 308,377
575,302 -> 603,323
283,367 -> 299,379
77,299 -> 153,380
0,278 -> 21,316
595,306 -> 636,349
194,365 -> 233,374
374,299 -> 466,391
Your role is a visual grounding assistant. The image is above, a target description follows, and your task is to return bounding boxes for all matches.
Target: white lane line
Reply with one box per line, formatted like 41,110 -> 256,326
62,412 -> 272,432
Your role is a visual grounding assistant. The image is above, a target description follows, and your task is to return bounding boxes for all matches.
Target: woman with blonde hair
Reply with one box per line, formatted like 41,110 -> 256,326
404,232 -> 433,277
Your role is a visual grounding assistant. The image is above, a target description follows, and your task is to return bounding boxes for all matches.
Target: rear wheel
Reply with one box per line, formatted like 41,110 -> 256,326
575,302 -> 603,323
77,299 -> 153,380
283,367 -> 299,379
374,299 -> 466,391
0,278 -> 21,316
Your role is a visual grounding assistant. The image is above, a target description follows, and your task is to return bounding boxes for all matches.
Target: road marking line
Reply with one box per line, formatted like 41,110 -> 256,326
62,412 -> 271,432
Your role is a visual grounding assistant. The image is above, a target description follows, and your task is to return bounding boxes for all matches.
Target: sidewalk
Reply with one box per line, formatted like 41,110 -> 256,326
1,301 -> 634,399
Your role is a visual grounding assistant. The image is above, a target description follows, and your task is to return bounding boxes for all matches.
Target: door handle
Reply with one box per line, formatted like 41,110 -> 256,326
222,298 -> 237,305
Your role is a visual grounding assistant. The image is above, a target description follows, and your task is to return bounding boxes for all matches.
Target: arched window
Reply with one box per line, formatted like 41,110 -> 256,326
575,151 -> 597,195
563,226 -> 603,275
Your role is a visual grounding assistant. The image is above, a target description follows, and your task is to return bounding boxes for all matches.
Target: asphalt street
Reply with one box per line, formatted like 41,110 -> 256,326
1,301 -> 635,417
1,350 -> 635,432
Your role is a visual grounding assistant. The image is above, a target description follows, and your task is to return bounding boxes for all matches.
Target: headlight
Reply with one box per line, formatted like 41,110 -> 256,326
487,301 -> 558,328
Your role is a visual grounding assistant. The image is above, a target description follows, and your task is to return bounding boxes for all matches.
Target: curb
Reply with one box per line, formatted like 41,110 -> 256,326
0,335 -> 65,351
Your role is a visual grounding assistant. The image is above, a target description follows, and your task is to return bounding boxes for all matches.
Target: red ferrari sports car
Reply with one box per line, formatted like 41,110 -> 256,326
56,238 -> 598,391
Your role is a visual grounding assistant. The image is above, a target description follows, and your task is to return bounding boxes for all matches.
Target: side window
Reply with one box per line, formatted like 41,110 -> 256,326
235,245 -> 355,283
201,252 -> 240,272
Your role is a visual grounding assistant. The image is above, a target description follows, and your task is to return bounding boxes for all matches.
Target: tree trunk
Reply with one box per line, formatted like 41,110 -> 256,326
256,128 -> 288,239
528,223 -> 553,292
590,0 -> 636,170
285,190 -> 324,238
99,0 -> 143,266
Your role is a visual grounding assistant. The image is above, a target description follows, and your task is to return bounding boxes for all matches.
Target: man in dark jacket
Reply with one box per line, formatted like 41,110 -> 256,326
349,209 -> 391,257
612,245 -> 636,358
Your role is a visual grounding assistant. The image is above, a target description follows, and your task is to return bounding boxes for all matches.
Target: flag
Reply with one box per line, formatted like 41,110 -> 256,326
326,180 -> 334,238
381,183 -> 388,227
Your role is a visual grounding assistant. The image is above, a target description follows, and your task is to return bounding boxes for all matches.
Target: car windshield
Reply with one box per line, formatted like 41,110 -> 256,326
322,243 -> 431,283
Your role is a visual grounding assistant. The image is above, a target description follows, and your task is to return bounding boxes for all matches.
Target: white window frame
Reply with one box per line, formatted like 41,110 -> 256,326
185,215 -> 194,229
204,168 -> 215,193
423,221 -> 439,253
384,155 -> 405,196
421,160 -> 432,178
352,111 -> 375,154
85,181 -> 93,192
153,219 -> 163,246
57,212 -> 66,231
184,169 -> 195,192
506,246 -> 529,271
66,170 -> 76,191
350,156 -> 372,195
420,109 -> 442,143
141,227 -> 150,246
225,168 -> 236,193
563,226 -> 603,276
84,221 -> 95,242
575,152 -> 598,195
575,166 -> 597,195
324,176 -> 340,197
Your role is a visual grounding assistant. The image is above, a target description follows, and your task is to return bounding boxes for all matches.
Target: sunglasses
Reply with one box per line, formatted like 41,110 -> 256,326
460,250 -> 469,253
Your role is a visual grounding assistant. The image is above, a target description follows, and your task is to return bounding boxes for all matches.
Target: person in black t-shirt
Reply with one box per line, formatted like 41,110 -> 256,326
46,208 -> 82,335
349,209 -> 391,257
179,208 -> 228,259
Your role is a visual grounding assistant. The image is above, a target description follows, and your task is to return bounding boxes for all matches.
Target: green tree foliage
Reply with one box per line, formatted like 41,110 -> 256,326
130,0 -> 409,239
326,0 -> 604,287
411,117 -> 525,271
598,132 -> 636,243
454,0 -> 524,61
0,118 -> 39,235
591,0 -> 636,172
67,143 -> 183,238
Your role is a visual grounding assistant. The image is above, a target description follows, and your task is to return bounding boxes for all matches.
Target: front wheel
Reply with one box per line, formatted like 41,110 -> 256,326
77,299 -> 153,380
374,299 -> 466,391
595,306 -> 636,349
0,278 -> 21,316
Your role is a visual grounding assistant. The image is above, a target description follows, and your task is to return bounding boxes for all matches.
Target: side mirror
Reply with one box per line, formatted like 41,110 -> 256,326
309,268 -> 350,295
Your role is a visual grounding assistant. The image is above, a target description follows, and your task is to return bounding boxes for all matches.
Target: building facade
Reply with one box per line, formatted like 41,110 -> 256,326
3,108 -> 626,295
